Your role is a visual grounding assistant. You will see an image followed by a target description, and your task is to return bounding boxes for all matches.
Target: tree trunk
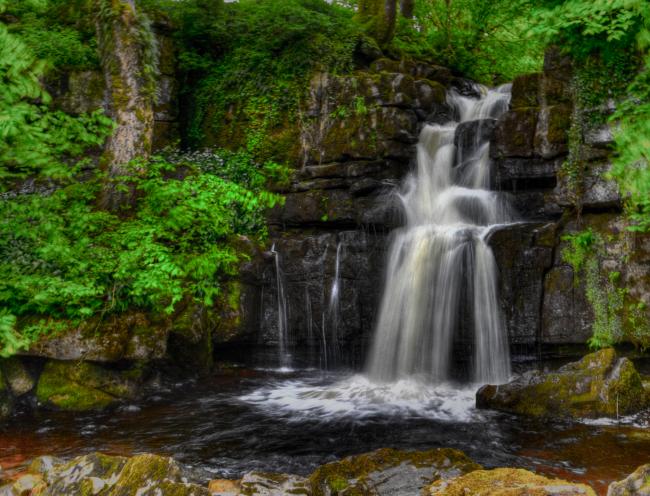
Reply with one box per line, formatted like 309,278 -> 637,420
95,0 -> 158,210
357,0 -> 398,46
400,0 -> 414,19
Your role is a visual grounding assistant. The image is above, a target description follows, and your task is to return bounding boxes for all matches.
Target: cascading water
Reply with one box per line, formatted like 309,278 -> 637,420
270,244 -> 290,368
323,241 -> 343,368
367,84 -> 515,384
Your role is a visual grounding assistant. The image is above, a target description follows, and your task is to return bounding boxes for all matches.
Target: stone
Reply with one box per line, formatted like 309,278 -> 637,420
553,162 -> 621,210
38,452 -> 211,496
511,73 -> 542,109
477,349 -> 649,418
208,479 -> 241,495
0,473 -> 47,495
25,313 -> 169,363
0,358 -> 34,396
0,370 -> 12,421
608,464 -> 650,496
455,119 -> 497,170
427,468 -> 596,495
36,360 -> 138,411
544,46 -> 573,82
56,71 -> 107,115
240,472 -> 310,496
308,448 -> 481,496
491,108 -> 538,158
534,104 -> 571,159
414,79 -> 447,114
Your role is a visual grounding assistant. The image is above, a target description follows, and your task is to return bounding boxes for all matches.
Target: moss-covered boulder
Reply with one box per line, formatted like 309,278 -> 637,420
427,468 -> 596,495
239,472 -> 310,495
32,452 -> 211,496
36,360 -> 139,411
308,448 -> 481,496
608,464 -> 650,496
0,357 -> 34,396
477,349 -> 649,418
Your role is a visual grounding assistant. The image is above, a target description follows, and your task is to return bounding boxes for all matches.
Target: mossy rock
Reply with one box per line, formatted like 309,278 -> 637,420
0,356 -> 34,396
42,452 -> 127,495
477,349 -> 649,418
240,472 -> 310,495
308,448 -> 481,496
427,468 -> 596,495
608,463 -> 650,496
36,360 -> 138,411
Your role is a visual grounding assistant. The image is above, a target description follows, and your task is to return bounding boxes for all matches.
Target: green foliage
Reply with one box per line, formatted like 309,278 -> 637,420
0,150 -> 282,355
0,18 -> 113,186
392,0 -> 544,84
561,230 -> 623,349
166,0 -> 361,161
3,0 -> 98,72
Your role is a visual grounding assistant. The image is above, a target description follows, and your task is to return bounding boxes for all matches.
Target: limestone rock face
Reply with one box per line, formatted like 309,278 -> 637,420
308,448 -> 481,496
35,360 -> 140,411
476,349 -> 649,418
427,468 -> 596,496
608,464 -> 650,496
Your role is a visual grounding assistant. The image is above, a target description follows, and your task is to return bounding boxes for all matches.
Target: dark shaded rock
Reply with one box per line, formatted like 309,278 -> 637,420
541,265 -> 593,345
454,119 -> 497,167
510,73 -> 541,109
477,349 -> 649,418
0,357 -> 34,397
0,370 -> 12,421
55,71 -> 107,115
369,57 -> 401,73
541,74 -> 573,106
428,467 -> 596,495
496,157 -> 561,189
450,78 -> 482,98
491,108 -> 538,158
608,464 -> 650,496
544,46 -> 573,82
553,161 -> 621,210
36,360 -> 140,411
488,223 -> 555,347
308,448 -> 481,496
239,472 -> 310,495
414,79 -> 447,114
534,104 -> 571,159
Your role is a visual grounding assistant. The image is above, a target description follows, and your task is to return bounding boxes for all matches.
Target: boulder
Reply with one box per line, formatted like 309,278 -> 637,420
608,464 -> 650,496
427,468 -> 596,495
308,448 -> 481,496
477,349 -> 649,418
0,357 -> 34,396
36,360 -> 139,411
34,452 -> 210,496
239,472 -> 310,495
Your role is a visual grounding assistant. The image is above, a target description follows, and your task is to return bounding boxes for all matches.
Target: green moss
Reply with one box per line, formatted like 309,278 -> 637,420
35,360 -> 134,411
309,448 -> 481,496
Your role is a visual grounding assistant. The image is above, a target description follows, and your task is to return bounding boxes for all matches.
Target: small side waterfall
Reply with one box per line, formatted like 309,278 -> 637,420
270,244 -> 290,368
323,241 -> 343,367
367,85 -> 514,384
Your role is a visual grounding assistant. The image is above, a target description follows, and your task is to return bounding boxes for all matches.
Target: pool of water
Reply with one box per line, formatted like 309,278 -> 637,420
1,366 -> 648,495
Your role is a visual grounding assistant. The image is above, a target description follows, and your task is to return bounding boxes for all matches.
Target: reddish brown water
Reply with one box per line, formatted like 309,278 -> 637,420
0,368 -> 648,494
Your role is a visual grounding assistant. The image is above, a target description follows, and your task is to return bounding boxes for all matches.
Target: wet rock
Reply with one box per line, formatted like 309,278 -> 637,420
491,108 -> 538,158
450,78 -> 482,98
37,452 -> 211,496
308,447 -> 481,496
0,357 -> 34,396
477,349 -> 649,418
36,360 -> 139,411
25,313 -> 169,363
608,464 -> 650,496
553,162 -> 621,210
427,467 -> 596,495
511,73 -> 542,109
534,104 -> 571,159
208,479 -> 241,496
454,119 -> 497,168
240,472 -> 310,496
0,473 -> 47,495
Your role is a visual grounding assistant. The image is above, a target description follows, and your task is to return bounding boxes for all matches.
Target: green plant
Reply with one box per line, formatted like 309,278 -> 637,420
0,149 -> 283,355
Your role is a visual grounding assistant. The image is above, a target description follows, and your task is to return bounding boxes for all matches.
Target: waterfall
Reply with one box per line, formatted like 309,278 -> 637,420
367,85 -> 514,385
324,241 -> 343,367
270,244 -> 290,368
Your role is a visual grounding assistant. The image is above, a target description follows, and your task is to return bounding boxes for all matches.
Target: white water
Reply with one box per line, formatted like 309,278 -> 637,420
367,85 -> 514,384
270,244 -> 290,368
